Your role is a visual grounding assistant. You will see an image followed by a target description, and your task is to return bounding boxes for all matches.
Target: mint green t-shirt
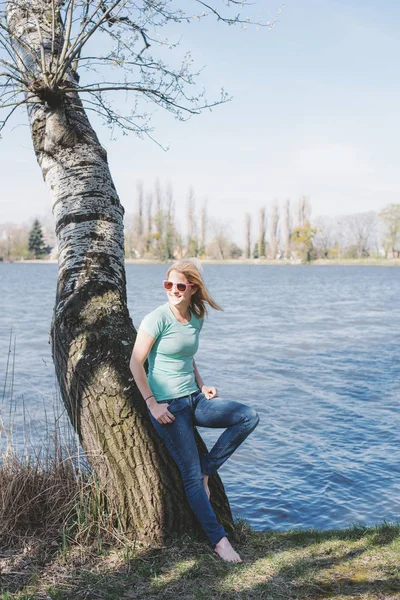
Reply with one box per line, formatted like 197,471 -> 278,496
139,303 -> 204,402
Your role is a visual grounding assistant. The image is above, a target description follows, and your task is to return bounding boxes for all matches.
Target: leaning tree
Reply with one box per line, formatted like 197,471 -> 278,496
1,0 -> 278,543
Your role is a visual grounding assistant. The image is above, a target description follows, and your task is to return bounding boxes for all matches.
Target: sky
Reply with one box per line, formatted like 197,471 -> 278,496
1,0 -> 400,243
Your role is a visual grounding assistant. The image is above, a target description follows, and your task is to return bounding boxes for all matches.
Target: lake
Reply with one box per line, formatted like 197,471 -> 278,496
1,263 -> 399,531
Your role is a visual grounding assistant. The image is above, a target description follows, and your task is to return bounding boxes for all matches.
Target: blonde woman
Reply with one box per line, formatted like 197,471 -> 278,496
130,260 -> 259,562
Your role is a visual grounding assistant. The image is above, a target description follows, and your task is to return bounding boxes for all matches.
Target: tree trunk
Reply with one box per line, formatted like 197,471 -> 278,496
258,206 -> 266,259
269,200 -> 279,260
7,0 -> 234,544
282,199 -> 291,259
244,213 -> 251,260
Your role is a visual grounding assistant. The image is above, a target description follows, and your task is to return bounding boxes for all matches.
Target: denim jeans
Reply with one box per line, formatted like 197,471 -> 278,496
147,389 -> 260,547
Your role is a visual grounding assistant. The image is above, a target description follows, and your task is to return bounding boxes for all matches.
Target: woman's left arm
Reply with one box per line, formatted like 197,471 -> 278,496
193,359 -> 218,399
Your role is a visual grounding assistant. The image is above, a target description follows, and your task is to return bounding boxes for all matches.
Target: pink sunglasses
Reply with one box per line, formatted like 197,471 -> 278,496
163,280 -> 194,292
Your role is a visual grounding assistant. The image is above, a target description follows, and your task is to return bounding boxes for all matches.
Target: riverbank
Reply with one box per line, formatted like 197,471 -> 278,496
3,258 -> 400,266
1,522 -> 399,599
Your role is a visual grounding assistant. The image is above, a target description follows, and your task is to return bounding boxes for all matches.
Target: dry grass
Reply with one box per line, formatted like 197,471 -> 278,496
0,421 -> 132,562
0,337 -> 122,554
0,445 -> 81,542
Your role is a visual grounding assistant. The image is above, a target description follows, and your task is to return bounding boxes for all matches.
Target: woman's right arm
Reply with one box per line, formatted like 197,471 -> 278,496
129,329 -> 175,424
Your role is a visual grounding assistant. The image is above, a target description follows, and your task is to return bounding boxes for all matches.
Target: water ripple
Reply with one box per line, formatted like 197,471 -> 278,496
1,264 -> 400,531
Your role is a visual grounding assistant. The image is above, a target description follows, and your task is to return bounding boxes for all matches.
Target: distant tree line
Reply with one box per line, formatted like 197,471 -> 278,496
1,191 -> 400,262
125,189 -> 400,261
124,182 -> 242,261
125,186 -> 400,262
0,219 -> 54,261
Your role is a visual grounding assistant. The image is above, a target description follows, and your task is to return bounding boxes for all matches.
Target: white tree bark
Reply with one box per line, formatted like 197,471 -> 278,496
6,0 -> 234,542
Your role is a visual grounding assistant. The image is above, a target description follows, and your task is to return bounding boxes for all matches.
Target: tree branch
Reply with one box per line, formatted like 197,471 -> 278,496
0,0 -> 278,137
56,0 -> 125,83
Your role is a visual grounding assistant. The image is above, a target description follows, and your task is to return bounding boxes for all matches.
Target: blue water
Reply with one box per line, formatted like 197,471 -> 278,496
1,263 -> 399,531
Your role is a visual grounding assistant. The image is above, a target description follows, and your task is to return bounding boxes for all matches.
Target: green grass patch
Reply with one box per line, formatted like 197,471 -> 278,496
1,522 -> 399,599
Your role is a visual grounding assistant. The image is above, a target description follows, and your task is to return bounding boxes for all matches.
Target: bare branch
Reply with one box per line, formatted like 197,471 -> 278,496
50,0 -> 56,71
195,0 -> 281,27
0,71 -> 25,86
56,0 -> 75,77
61,82 -> 229,114
33,16 -> 49,85
0,95 -> 34,131
0,57 -> 26,80
0,0 -> 278,137
57,0 -> 125,82
0,21 -> 42,76
102,13 -> 150,60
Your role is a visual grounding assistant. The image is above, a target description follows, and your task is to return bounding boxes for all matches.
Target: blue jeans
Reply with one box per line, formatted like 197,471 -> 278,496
147,390 -> 260,547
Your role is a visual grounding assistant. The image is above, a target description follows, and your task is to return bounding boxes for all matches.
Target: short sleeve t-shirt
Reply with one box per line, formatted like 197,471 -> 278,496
139,303 -> 204,402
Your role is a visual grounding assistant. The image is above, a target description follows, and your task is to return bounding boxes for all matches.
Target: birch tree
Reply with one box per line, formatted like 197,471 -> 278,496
1,0 -> 278,544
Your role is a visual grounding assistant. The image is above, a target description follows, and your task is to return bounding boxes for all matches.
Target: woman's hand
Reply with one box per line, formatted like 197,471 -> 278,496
150,402 -> 176,424
201,385 -> 218,399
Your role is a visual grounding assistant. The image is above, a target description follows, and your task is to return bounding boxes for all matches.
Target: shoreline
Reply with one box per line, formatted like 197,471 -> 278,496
2,258 -> 400,266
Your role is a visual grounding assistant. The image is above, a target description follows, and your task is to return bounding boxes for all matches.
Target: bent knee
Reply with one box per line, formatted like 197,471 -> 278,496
243,407 -> 260,429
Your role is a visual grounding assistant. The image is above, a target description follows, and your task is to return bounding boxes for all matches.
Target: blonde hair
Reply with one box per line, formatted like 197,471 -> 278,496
166,260 -> 223,319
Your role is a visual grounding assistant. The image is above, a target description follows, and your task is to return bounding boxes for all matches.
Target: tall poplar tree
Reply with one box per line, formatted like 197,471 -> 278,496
186,187 -> 198,257
282,198 -> 291,259
269,200 -> 279,259
244,212 -> 251,259
258,206 -> 266,258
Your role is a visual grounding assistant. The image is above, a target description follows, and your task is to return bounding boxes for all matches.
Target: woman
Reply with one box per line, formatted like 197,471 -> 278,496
130,260 -> 259,562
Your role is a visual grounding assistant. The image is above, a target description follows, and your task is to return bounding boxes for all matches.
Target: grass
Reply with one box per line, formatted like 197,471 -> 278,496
1,339 -> 399,599
0,522 -> 399,599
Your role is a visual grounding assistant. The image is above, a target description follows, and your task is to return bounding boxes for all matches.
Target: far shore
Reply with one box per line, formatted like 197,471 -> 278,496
2,257 -> 400,266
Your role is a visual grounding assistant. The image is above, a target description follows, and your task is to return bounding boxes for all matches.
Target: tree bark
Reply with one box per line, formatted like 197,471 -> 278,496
7,0 -> 234,544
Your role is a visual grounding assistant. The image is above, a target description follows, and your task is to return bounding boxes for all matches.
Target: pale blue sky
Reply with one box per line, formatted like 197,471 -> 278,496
1,0 -> 400,242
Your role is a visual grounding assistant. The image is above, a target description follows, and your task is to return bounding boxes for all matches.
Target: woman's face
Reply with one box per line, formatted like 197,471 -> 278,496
165,269 -> 196,309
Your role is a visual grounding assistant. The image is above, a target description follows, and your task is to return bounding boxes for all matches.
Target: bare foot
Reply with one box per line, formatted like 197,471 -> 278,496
203,474 -> 210,499
214,537 -> 242,563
